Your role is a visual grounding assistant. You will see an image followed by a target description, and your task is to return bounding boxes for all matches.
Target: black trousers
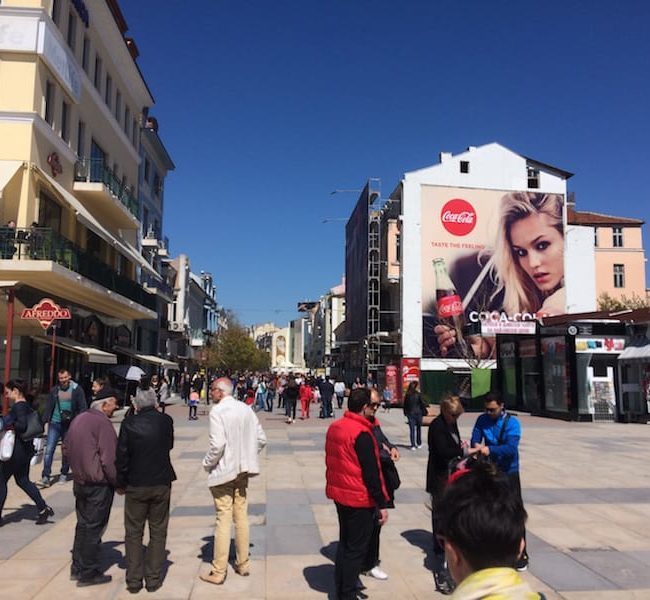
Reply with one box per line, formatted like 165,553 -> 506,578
0,456 -> 47,517
72,483 -> 114,578
335,503 -> 375,600
508,472 -> 528,556
124,485 -> 171,590
362,517 -> 381,571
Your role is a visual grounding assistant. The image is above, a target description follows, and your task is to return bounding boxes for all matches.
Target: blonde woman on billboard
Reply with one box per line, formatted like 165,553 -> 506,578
436,192 -> 565,358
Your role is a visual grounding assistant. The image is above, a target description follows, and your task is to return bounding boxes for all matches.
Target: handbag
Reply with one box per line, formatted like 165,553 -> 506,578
56,396 -> 73,425
0,430 -> 15,461
380,454 -> 401,491
21,410 -> 44,441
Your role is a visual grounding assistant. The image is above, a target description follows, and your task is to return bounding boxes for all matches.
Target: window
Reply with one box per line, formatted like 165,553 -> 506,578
143,207 -> 149,235
613,264 -> 625,288
77,120 -> 85,157
44,80 -> 55,125
124,107 -> 131,137
612,226 -> 623,248
112,162 -> 118,180
51,0 -> 61,25
105,75 -> 112,108
115,90 -> 122,122
153,173 -> 161,197
460,160 -> 470,174
61,101 -> 70,142
66,12 -> 77,51
527,167 -> 540,189
144,159 -> 151,184
132,118 -> 138,147
594,227 -> 598,247
82,36 -> 90,72
93,55 -> 102,90
39,192 -> 62,233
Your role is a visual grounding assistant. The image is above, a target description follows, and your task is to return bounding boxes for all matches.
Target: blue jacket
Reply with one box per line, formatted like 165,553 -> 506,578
470,412 -> 520,475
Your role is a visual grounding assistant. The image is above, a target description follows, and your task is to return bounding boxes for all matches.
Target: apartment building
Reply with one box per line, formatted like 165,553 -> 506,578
567,204 -> 646,303
0,0 -> 166,392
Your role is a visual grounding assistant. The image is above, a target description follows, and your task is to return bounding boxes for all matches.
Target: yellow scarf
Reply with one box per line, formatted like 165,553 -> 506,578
451,567 -> 541,600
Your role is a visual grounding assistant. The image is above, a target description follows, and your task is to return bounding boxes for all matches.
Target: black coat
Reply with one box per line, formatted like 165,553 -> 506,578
425,414 -> 463,496
115,406 -> 176,488
403,391 -> 426,417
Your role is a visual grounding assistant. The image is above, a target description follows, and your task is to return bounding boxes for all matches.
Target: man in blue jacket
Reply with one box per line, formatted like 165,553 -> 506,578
471,391 -> 529,572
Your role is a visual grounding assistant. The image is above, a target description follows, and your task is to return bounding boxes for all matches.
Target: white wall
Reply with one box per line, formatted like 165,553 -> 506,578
565,225 -> 597,313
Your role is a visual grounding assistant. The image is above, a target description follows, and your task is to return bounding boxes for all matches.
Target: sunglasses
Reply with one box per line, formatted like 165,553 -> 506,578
368,403 -> 381,409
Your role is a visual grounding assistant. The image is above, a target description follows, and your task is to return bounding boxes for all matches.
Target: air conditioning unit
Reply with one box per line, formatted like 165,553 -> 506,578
169,322 -> 183,332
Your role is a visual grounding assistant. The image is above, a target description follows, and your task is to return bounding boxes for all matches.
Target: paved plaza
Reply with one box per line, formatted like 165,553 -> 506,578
2,397 -> 650,599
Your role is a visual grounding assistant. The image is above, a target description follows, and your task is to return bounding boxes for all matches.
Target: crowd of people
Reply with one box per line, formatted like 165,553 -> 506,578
0,366 -> 540,599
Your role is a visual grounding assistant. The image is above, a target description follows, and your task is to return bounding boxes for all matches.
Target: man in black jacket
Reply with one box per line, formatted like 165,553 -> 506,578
115,387 -> 176,594
41,369 -> 87,486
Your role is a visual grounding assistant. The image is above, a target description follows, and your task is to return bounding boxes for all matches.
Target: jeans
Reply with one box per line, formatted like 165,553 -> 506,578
210,473 -> 249,577
0,457 -> 47,517
71,483 -> 114,579
124,485 -> 171,590
42,421 -> 69,479
188,404 -> 197,419
285,398 -> 296,420
335,503 -> 375,600
265,391 -> 274,412
336,392 -> 344,409
407,414 -> 422,448
255,392 -> 266,412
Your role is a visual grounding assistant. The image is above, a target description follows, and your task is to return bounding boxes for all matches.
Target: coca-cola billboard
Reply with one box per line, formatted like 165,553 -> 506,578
421,187 -> 566,358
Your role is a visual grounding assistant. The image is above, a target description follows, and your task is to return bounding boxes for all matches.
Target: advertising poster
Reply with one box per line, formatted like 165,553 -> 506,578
384,364 -> 399,405
401,358 -> 420,398
421,187 -> 566,358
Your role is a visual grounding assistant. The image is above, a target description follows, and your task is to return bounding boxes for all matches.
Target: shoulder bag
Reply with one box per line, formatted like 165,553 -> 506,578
21,410 -> 45,441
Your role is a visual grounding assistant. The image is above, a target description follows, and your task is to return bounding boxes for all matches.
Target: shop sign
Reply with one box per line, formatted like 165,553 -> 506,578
401,358 -> 420,396
385,364 -> 399,404
481,320 -> 537,336
21,298 -> 71,329
575,338 -> 625,353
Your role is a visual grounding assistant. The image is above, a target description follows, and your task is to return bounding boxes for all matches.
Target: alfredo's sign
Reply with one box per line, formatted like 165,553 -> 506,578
21,298 -> 71,330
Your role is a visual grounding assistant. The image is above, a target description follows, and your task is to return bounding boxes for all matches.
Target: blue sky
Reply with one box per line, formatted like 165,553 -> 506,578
122,0 -> 650,325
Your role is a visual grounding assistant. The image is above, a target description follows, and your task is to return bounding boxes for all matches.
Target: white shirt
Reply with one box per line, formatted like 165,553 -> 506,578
202,395 -> 267,487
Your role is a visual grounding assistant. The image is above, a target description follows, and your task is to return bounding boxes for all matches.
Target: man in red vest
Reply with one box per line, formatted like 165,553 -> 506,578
325,387 -> 389,600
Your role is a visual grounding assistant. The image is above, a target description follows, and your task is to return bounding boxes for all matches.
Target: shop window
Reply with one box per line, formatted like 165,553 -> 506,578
613,264 -> 625,288
612,226 -> 623,247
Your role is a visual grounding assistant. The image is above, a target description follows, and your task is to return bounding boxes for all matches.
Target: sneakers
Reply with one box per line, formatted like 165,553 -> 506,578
77,573 -> 112,587
515,553 -> 529,572
199,570 -> 226,585
410,446 -> 417,451
363,566 -> 388,580
416,444 -> 422,449
35,505 -> 54,525
40,476 -> 51,488
59,474 -> 68,484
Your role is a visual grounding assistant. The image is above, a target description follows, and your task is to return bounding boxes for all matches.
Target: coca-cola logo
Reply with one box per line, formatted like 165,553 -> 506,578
438,295 -> 463,318
441,198 -> 476,236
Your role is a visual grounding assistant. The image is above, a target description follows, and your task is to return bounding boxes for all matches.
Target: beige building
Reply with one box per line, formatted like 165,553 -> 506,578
0,0 -> 165,390
568,206 -> 646,303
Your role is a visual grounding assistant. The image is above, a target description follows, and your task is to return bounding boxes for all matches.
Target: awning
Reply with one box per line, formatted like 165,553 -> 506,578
32,335 -> 118,364
33,166 -> 162,280
136,354 -> 179,370
618,345 -> 650,362
0,160 -> 23,194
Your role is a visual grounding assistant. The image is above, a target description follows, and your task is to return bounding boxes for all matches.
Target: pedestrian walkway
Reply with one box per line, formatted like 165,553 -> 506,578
2,399 -> 650,598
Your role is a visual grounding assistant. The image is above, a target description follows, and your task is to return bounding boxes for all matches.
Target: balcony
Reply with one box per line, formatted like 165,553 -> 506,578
142,271 -> 174,301
73,158 -> 140,230
0,227 -> 156,316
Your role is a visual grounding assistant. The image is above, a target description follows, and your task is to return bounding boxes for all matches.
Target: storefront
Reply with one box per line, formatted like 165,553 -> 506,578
617,326 -> 650,423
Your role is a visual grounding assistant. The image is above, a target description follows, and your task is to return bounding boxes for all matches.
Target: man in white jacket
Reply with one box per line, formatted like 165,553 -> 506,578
200,377 -> 267,586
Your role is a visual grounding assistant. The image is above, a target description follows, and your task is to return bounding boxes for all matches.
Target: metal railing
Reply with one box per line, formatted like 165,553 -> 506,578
74,158 -> 139,218
142,271 -> 174,298
0,227 -> 156,311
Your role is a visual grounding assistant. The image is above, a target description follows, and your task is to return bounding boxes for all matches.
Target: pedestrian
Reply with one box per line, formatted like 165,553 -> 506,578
254,378 -> 267,412
91,376 -> 107,400
361,387 -> 400,582
181,373 -> 191,404
318,377 -> 335,418
41,368 -> 87,487
115,387 -> 176,594
188,389 -> 199,420
284,379 -> 298,423
437,461 -> 543,599
158,375 -> 170,414
325,388 -> 389,600
334,378 -> 345,410
265,378 -> 276,412
63,387 -> 119,587
199,378 -> 266,585
381,386 -> 392,412
403,380 -> 426,451
299,380 -> 313,419
426,394 -> 478,594
471,391 -> 529,571
0,380 -> 54,526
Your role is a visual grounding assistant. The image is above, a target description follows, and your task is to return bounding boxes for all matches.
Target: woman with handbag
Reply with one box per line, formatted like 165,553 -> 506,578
0,379 -> 54,526
360,388 -> 401,582
426,394 -> 478,595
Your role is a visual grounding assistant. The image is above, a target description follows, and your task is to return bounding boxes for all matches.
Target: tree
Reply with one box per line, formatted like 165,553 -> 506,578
205,322 -> 271,373
598,292 -> 650,312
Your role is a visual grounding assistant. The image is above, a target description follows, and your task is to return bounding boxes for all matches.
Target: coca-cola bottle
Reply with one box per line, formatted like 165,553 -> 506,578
433,258 -> 468,356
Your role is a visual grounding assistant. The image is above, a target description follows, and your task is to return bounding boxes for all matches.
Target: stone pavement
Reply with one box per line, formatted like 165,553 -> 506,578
2,396 -> 650,599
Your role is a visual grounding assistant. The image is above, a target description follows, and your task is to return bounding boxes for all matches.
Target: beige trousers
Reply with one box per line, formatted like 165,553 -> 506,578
210,473 -> 250,575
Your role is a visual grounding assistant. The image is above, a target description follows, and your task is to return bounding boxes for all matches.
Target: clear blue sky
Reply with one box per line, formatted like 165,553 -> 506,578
122,0 -> 650,326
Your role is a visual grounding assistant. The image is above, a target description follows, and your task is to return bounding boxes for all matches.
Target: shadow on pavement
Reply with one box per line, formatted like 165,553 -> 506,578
303,563 -> 336,597
199,536 -> 255,564
1,503 -> 38,525
401,528 -> 436,573
100,540 -> 126,572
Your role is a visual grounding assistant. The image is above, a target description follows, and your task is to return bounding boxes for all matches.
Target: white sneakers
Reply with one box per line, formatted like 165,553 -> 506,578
364,566 -> 388,580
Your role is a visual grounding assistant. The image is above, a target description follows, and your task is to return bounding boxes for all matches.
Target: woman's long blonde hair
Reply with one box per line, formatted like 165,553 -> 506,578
491,192 -> 564,314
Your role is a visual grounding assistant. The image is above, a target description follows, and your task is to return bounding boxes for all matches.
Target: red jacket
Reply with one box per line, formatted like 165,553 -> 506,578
325,411 -> 388,508
299,384 -> 313,402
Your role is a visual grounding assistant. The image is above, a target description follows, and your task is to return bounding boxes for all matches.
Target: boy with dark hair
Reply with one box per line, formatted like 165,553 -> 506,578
437,463 -> 543,599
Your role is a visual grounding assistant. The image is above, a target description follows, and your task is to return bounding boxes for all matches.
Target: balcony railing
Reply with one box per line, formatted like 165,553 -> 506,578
142,271 -> 174,298
0,227 -> 156,311
74,158 -> 139,218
